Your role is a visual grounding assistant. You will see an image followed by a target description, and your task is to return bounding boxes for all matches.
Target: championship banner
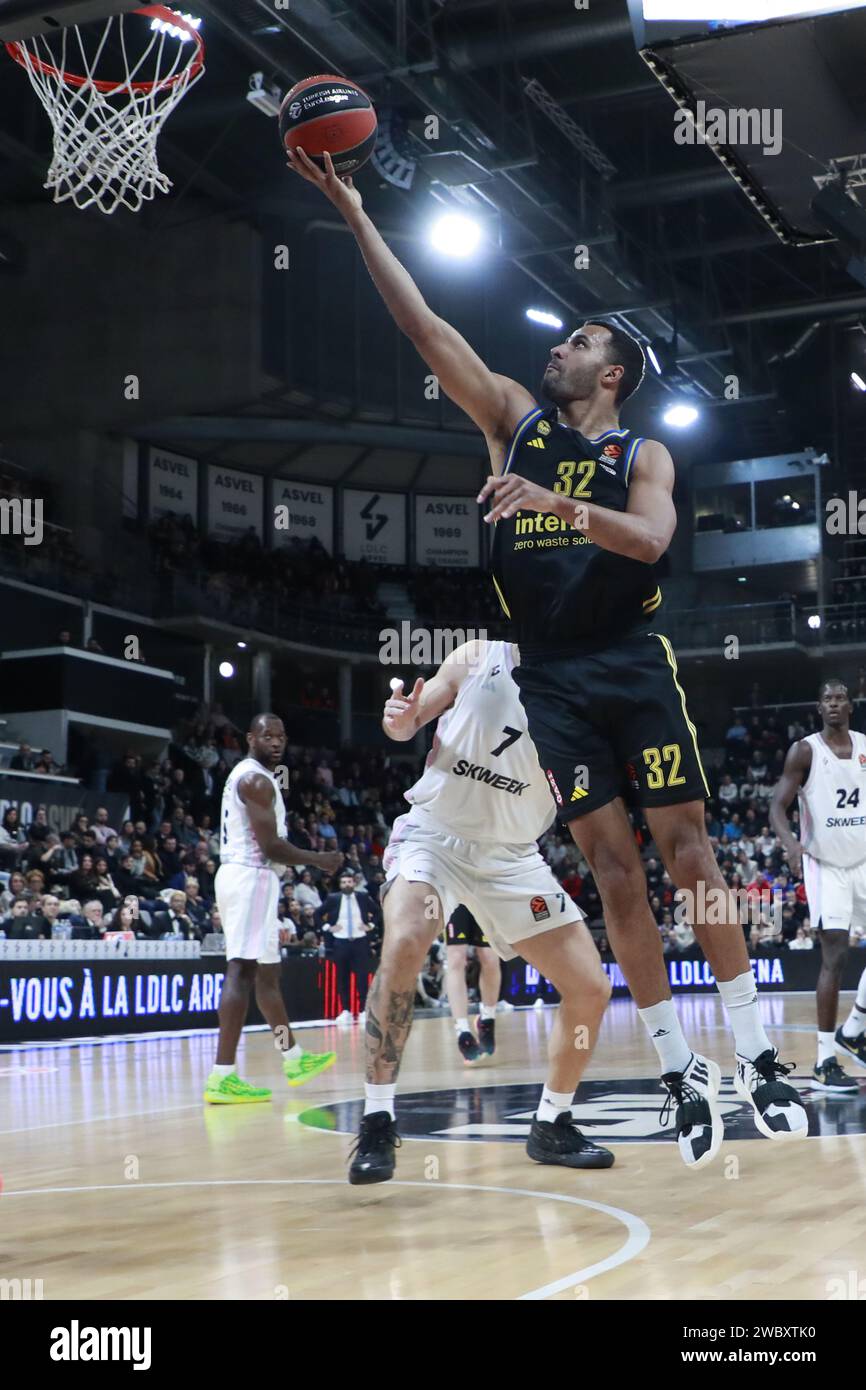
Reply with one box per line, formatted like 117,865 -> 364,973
414,494 -> 479,568
342,489 -> 407,565
270,478 -> 334,552
0,774 -> 128,835
207,465 -> 264,541
147,445 -> 198,521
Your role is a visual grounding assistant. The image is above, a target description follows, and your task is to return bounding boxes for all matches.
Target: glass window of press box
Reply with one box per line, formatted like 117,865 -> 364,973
754,478 -> 816,529
694,484 -> 750,533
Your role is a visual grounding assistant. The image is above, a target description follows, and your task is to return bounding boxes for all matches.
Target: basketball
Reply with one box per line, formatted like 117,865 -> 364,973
279,74 -> 377,176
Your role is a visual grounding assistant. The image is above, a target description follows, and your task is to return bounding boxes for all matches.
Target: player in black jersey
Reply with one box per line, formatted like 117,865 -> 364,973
288,144 -> 808,1165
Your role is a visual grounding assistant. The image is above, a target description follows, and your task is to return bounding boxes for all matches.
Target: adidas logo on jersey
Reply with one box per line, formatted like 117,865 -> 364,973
527,437 -> 545,449
570,785 -> 588,802
480,662 -> 502,690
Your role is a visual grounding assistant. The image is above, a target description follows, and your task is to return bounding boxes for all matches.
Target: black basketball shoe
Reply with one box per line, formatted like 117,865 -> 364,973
477,1018 -> 496,1056
526,1111 -> 614,1169
734,1048 -> 808,1142
348,1111 -> 401,1185
659,1052 -> 723,1170
835,1027 -> 866,1067
812,1057 -> 859,1093
457,1030 -> 482,1063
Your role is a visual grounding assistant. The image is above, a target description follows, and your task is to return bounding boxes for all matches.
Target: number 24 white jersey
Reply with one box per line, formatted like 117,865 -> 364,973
798,731 -> 866,868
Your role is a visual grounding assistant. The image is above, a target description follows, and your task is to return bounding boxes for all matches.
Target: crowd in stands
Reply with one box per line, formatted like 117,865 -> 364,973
3,696 -> 865,959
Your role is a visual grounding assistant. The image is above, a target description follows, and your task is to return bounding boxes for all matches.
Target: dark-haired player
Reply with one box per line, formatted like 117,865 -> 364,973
205,713 -> 340,1103
771,679 -> 866,1092
287,148 -> 807,1161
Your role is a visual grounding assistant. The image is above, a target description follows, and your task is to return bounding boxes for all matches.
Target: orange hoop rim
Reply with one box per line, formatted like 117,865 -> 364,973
4,5 -> 204,95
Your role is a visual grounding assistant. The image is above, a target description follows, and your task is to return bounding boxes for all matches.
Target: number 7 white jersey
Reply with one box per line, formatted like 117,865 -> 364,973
798,731 -> 866,868
403,641 -> 556,845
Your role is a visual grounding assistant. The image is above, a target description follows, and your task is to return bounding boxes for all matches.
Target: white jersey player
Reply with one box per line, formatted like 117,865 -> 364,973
772,678 -> 866,1091
205,713 -> 341,1105
348,639 -> 615,1186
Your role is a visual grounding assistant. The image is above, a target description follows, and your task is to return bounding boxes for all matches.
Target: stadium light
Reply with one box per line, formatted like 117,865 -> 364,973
236,641 -> 247,649
151,11 -> 202,41
807,614 -> 822,630
851,371 -> 866,392
647,343 -> 662,375
526,308 -> 564,330
429,213 -> 483,259
662,402 -> 699,428
218,661 -> 235,678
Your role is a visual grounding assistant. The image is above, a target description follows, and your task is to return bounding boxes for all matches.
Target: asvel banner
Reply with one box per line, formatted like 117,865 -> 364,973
270,479 -> 334,552
415,495 -> 479,567
147,446 -> 198,522
207,465 -> 264,541
342,489 -> 407,564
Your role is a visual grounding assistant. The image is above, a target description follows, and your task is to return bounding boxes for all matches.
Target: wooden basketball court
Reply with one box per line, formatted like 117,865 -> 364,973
3,993 -> 865,1302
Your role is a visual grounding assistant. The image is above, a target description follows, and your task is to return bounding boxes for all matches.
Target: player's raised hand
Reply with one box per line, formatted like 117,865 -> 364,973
383,677 -> 424,740
285,147 -> 363,217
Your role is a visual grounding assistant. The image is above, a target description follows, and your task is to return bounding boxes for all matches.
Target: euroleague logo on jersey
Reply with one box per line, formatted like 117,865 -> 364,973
601,443 -> 623,460
529,896 -> 550,922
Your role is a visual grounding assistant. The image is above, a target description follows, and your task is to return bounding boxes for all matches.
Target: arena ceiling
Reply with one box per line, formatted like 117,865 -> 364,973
2,0 -> 866,473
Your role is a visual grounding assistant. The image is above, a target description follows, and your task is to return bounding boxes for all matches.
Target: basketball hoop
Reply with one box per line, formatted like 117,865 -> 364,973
5,5 -> 205,215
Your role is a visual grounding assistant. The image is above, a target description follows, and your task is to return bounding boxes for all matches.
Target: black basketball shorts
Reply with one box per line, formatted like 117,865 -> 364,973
513,628 -> 709,824
445,904 -> 491,949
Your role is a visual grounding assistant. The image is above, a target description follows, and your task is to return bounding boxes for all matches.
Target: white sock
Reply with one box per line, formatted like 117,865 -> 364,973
817,1031 -> 837,1067
716,970 -> 772,1061
284,1042 -> 302,1060
364,1082 -> 396,1119
480,1004 -> 496,1021
638,999 -> 692,1076
536,1086 -> 574,1124
211,1062 -> 234,1078
454,1017 -> 470,1035
842,997 -> 866,1039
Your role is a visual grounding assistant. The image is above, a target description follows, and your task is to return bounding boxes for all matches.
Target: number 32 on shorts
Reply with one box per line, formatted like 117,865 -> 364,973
642,743 -> 685,789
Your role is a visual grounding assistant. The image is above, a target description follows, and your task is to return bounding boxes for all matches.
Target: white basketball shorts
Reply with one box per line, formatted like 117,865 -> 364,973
215,862 -> 280,964
382,810 -> 583,960
803,853 -> 866,934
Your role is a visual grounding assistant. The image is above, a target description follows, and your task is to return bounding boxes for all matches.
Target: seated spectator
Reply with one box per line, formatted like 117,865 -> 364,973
182,878 -> 210,931
0,808 -> 28,865
25,868 -> 46,896
117,820 -> 136,855
27,892 -> 63,937
25,806 -> 51,844
789,924 -> 814,950
93,856 -> 122,913
9,742 -> 36,771
671,918 -> 696,951
149,890 -> 201,941
2,897 -> 39,937
718,774 -> 738,806
294,869 -> 322,913
106,902 -> 139,933
0,870 -> 28,913
91,807 -> 118,846
79,899 -> 107,939
69,852 -> 99,900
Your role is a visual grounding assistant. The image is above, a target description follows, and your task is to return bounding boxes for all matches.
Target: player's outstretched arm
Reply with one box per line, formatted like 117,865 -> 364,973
239,774 -> 343,873
769,741 -> 812,877
382,640 -> 486,742
286,147 -> 534,452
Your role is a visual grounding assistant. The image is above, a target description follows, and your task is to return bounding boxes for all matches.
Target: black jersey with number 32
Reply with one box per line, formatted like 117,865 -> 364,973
490,405 -> 662,657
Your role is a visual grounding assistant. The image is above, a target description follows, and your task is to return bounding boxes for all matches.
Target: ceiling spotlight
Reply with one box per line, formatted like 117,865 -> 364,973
429,213 -> 483,259
851,371 -> 866,392
663,402 -> 699,428
218,661 -> 235,679
526,308 -> 564,329
807,614 -> 822,630
236,642 -> 247,649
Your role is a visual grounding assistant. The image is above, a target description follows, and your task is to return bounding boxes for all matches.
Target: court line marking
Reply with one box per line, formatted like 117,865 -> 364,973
0,1177 -> 649,1301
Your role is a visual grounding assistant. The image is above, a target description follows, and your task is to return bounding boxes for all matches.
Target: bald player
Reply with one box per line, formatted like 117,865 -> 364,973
205,713 -> 341,1104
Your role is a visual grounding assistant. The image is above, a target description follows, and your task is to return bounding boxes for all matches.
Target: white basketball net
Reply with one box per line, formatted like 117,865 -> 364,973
8,7 -> 204,215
